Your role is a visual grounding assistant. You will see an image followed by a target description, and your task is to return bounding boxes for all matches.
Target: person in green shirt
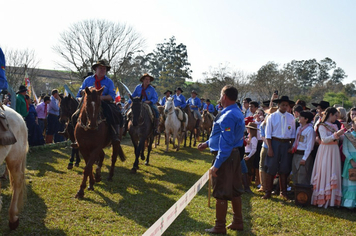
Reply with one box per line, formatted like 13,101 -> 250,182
15,85 -> 29,118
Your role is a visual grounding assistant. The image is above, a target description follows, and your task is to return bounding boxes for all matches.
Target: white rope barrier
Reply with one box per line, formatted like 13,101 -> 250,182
142,169 -> 210,236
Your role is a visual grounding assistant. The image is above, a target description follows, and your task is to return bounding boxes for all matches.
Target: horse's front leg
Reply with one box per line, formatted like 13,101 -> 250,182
108,147 -> 117,181
165,131 -> 170,152
76,157 -> 94,198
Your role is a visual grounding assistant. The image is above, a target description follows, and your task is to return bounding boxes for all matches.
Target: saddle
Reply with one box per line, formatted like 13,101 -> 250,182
174,108 -> 186,123
0,104 -> 17,145
142,103 -> 154,123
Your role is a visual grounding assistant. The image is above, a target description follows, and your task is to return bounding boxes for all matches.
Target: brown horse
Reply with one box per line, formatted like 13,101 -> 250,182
183,105 -> 200,147
201,110 -> 214,141
128,96 -> 154,173
59,94 -> 81,169
74,87 -> 126,198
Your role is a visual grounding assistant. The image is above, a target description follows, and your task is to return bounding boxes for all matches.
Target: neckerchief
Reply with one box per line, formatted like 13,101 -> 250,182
141,84 -> 148,100
292,123 -> 312,153
25,97 -> 29,112
94,75 -> 104,90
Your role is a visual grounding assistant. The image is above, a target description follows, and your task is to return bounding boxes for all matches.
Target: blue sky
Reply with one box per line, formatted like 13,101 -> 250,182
2,0 -> 355,84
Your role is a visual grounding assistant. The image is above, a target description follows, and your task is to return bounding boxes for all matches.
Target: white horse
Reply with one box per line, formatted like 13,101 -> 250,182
164,97 -> 188,152
0,105 -> 28,230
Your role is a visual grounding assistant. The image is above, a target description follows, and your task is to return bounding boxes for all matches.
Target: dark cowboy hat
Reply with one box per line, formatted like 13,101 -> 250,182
16,85 -> 28,94
245,122 -> 258,130
140,73 -> 154,82
92,59 -> 111,71
163,89 -> 173,95
262,100 -> 270,106
206,99 -> 211,103
191,90 -> 198,95
175,87 -> 183,93
272,96 -> 294,105
311,100 -> 330,110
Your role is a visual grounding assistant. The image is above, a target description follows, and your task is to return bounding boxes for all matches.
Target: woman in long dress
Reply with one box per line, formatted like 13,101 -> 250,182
311,107 -> 345,208
341,117 -> 356,208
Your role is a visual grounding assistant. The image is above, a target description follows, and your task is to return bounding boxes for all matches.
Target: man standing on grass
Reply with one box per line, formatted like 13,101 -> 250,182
198,85 -> 245,234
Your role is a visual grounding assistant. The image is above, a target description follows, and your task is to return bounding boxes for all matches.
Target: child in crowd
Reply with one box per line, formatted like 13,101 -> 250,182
311,107 -> 345,208
290,111 -> 315,185
243,122 -> 258,193
341,117 -> 356,209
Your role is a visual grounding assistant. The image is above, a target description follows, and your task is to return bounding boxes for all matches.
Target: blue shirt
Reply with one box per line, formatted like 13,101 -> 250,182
204,103 -> 215,113
76,75 -> 116,101
161,96 -> 171,106
128,84 -> 158,104
201,102 -> 206,110
216,104 -> 223,111
186,97 -> 201,111
0,47 -> 8,90
206,104 -> 245,168
48,95 -> 60,116
173,94 -> 186,109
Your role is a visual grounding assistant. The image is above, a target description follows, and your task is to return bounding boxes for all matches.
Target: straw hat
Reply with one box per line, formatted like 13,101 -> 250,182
92,59 -> 111,71
140,73 -> 154,82
245,122 -> 258,130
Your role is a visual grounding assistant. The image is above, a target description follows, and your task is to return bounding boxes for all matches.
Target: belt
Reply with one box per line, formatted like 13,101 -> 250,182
38,118 -> 45,120
272,137 -> 291,143
211,147 -> 240,156
295,150 -> 305,155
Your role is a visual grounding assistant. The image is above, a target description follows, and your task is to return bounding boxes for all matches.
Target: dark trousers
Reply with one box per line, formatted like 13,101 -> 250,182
265,139 -> 293,175
47,114 -> 60,135
212,148 -> 244,200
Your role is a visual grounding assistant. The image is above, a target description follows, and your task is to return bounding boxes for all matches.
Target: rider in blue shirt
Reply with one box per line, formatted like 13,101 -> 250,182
73,59 -> 121,147
172,87 -> 186,109
161,89 -> 172,106
0,47 -> 8,95
186,90 -> 202,128
127,73 -> 160,135
204,99 -> 215,113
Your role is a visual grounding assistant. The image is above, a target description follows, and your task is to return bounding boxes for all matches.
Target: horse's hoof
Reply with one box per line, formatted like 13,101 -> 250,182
87,186 -> 94,191
145,162 -> 149,166
67,163 -> 73,170
9,218 -> 19,230
130,168 -> 137,174
75,163 -> 80,167
140,156 -> 145,161
75,190 -> 84,198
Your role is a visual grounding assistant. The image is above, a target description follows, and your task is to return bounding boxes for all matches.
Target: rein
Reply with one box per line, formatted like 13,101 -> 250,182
78,105 -> 106,131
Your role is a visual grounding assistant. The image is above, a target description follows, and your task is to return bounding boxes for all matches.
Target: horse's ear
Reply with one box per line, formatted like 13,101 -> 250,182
85,87 -> 91,95
98,87 -> 104,95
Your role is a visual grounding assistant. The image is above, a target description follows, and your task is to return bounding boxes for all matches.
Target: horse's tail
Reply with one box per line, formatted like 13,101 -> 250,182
117,144 -> 126,162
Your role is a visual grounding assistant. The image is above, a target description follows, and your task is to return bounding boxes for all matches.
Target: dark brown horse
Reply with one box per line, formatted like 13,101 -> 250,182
183,105 -> 200,147
154,105 -> 165,148
74,87 -> 126,198
201,110 -> 214,141
128,95 -> 154,173
59,94 -> 81,168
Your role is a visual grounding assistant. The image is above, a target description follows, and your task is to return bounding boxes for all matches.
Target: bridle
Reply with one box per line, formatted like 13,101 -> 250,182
78,101 -> 105,131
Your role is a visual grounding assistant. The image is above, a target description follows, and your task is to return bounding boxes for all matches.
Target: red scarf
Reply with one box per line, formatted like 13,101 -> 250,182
141,84 -> 148,100
292,123 -> 313,153
25,97 -> 29,112
95,75 -> 104,89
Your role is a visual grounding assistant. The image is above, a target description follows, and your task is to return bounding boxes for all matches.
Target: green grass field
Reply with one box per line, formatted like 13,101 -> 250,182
1,137 -> 356,235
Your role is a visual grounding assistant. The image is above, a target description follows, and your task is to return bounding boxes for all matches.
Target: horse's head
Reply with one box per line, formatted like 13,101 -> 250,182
130,95 -> 143,126
59,94 -> 78,122
202,110 -> 208,122
80,87 -> 103,130
164,97 -> 174,115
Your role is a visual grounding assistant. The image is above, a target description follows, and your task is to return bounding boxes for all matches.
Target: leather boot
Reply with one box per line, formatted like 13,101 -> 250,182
262,173 -> 274,199
205,199 -> 227,234
257,171 -> 266,192
227,196 -> 243,231
242,173 -> 253,194
154,118 -> 160,135
45,135 -> 53,144
111,124 -> 121,143
279,173 -> 289,200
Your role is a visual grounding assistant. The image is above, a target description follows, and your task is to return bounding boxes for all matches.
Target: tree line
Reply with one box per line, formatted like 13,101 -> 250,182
3,19 -> 355,108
